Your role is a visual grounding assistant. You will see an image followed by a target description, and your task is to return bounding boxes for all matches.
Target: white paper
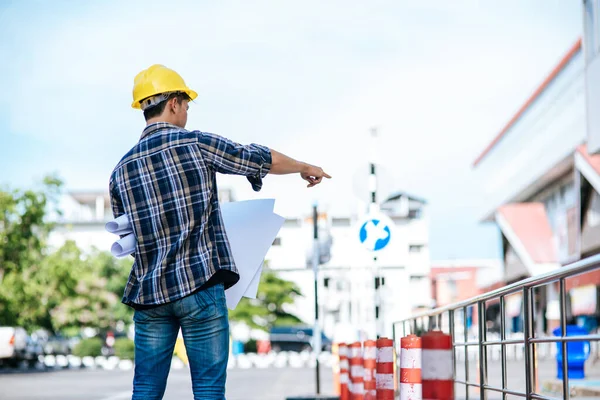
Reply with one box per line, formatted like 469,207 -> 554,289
105,214 -> 133,235
111,234 -> 136,258
221,200 -> 283,309
244,263 -> 263,299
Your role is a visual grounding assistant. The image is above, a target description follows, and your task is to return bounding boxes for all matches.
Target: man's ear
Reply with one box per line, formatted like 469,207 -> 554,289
168,97 -> 178,114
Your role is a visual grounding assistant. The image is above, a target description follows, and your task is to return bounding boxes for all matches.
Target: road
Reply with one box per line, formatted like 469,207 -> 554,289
0,367 -> 334,400
2,359 -> 600,399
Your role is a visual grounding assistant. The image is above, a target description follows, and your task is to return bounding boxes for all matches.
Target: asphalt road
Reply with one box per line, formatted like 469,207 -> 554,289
2,359 -> 599,400
0,366 -> 334,400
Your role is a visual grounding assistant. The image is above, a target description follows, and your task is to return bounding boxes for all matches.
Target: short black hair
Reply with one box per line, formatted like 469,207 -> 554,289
143,92 -> 191,121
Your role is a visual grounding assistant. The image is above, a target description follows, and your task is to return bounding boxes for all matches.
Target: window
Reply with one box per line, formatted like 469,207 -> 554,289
585,0 -> 600,62
408,209 -> 422,219
409,244 -> 424,253
283,219 -> 301,228
589,192 -> 600,227
332,218 -> 351,227
272,237 -> 281,246
542,181 -> 577,262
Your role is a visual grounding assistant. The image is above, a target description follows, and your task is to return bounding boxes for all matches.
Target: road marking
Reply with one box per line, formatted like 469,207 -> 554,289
99,391 -> 131,400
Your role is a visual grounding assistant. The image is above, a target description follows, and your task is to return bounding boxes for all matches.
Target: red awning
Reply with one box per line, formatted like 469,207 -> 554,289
498,203 -> 558,264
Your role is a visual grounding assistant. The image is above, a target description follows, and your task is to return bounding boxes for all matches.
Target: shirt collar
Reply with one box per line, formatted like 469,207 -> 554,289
140,122 -> 182,140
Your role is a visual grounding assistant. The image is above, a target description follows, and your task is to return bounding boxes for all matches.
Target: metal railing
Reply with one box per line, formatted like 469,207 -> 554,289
392,254 -> 600,400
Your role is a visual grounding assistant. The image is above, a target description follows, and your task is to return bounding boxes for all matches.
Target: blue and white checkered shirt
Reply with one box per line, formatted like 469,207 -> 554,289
109,122 -> 272,307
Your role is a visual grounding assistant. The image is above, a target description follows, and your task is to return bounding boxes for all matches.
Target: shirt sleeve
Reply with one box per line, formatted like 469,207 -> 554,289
109,178 -> 125,219
196,131 -> 272,192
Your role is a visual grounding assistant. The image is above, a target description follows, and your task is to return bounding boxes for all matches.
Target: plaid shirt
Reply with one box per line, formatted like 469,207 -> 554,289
109,122 -> 272,306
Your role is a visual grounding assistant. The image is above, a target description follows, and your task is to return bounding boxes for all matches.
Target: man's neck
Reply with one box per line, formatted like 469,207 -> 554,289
146,117 -> 177,126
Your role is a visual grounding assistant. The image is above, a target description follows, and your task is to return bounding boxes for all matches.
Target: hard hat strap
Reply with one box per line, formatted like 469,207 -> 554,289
140,92 -> 176,111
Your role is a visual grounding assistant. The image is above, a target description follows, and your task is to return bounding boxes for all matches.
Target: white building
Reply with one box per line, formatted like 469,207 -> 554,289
265,192 -> 431,342
48,191 -> 115,252
49,189 -> 431,342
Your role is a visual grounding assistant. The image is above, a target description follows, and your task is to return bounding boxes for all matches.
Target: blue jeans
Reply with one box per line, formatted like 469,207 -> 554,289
132,283 -> 229,400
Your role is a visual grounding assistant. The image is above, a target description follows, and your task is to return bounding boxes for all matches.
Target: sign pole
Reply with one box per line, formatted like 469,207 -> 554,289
312,203 -> 321,394
369,128 -> 381,339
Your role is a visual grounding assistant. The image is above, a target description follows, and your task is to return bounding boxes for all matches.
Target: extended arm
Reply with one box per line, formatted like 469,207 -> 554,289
270,149 -> 331,188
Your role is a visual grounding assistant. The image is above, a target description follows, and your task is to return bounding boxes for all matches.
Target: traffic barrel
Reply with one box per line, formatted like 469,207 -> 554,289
339,343 -> 350,400
349,342 -> 364,400
422,331 -> 453,400
363,340 -> 377,400
400,334 -> 422,400
375,338 -> 394,400
333,343 -> 341,395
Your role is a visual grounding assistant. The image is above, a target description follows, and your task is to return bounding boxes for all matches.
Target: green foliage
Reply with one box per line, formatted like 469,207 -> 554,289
228,270 -> 303,331
113,338 -> 135,360
50,247 -> 133,332
0,176 -> 63,330
72,337 -> 103,358
0,176 -> 133,333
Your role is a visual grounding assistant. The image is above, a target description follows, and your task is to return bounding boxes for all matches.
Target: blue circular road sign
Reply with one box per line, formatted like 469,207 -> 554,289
359,218 -> 392,252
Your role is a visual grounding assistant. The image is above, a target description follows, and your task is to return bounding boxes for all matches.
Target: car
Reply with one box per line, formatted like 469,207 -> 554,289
0,327 -> 29,367
269,326 -> 332,353
44,334 -> 73,356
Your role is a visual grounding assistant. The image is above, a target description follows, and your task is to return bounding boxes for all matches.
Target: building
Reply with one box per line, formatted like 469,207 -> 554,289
430,260 -> 502,335
267,192 -> 431,342
473,36 -> 600,335
48,191 -> 114,252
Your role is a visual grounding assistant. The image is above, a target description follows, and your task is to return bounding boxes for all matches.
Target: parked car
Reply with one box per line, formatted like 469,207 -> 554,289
43,334 -> 73,356
0,327 -> 29,367
269,326 -> 332,353
23,336 -> 44,366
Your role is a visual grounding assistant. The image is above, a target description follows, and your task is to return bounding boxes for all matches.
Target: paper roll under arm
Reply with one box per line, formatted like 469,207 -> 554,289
105,214 -> 132,234
111,233 -> 136,258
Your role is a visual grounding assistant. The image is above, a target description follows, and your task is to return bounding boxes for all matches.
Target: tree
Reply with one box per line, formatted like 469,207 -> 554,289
0,176 -> 62,330
228,269 -> 303,331
0,176 -> 133,333
48,244 -> 132,332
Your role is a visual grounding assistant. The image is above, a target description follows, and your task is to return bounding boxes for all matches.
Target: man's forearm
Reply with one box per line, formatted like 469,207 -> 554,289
269,149 -> 308,175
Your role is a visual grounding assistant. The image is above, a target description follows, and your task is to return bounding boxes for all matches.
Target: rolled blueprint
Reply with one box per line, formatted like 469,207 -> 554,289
105,214 -> 133,236
110,233 -> 136,258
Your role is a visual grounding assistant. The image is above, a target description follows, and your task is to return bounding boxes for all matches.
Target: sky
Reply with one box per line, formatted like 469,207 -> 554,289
0,0 -> 584,261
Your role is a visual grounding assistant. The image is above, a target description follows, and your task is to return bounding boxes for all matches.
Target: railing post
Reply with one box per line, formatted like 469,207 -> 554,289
559,279 -> 570,400
478,301 -> 487,400
464,307 -> 470,400
523,287 -> 533,400
449,309 -> 456,390
500,295 -> 507,400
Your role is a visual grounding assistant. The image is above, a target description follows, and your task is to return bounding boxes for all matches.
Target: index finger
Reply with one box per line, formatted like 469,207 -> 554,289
323,172 -> 332,179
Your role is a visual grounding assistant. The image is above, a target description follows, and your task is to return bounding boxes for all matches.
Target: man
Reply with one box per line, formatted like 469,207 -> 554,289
109,64 -> 331,400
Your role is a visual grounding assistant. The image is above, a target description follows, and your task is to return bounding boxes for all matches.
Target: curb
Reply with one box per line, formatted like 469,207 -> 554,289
39,352 -> 334,371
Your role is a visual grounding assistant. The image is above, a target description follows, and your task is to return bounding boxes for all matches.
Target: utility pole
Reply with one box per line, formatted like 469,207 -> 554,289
312,203 -> 322,394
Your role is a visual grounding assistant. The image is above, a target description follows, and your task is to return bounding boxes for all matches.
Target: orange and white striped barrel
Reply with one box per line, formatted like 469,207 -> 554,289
333,343 -> 341,395
349,342 -> 365,400
339,343 -> 351,400
422,331 -> 453,400
400,334 -> 422,400
363,340 -> 377,400
375,338 -> 394,400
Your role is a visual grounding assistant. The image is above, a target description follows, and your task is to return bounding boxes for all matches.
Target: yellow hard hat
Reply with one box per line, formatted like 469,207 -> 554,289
131,64 -> 198,109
